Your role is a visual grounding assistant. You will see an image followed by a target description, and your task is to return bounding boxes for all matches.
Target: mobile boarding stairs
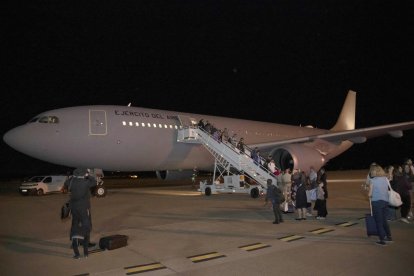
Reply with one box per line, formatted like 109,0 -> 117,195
177,126 -> 277,198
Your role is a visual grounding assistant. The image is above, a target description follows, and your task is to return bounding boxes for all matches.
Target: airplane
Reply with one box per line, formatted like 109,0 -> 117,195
3,90 -> 414,184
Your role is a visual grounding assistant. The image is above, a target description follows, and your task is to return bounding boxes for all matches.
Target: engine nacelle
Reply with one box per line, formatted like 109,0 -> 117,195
269,144 -> 326,173
156,170 -> 196,181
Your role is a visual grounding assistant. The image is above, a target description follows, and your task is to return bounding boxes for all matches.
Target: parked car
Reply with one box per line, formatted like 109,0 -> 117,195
19,175 -> 69,196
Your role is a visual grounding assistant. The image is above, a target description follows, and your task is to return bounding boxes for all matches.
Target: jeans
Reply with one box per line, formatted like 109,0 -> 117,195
372,200 -> 391,241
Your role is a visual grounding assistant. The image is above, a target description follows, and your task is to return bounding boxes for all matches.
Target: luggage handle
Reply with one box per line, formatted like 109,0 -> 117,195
369,198 -> 373,216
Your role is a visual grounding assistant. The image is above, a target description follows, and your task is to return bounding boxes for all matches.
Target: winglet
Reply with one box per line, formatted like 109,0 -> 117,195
331,90 -> 356,131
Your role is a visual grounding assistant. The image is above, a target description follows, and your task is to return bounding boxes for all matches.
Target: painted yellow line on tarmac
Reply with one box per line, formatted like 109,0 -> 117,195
309,228 -> 334,234
336,222 -> 358,227
125,262 -> 166,275
188,252 -> 226,263
278,235 -> 304,242
239,243 -> 270,251
88,248 -> 104,254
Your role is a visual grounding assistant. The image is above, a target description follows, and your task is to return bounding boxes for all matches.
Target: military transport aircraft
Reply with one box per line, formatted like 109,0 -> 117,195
3,91 -> 414,182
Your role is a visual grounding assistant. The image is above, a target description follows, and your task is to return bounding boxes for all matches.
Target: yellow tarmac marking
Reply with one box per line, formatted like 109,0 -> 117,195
187,252 -> 226,263
309,228 -> 334,234
239,243 -> 270,251
125,262 -> 166,275
278,235 -> 304,242
336,222 -> 358,227
89,248 -> 104,254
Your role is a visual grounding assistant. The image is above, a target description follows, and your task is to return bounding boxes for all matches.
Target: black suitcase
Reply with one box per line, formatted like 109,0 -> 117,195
365,214 -> 378,237
99,234 -> 128,250
365,200 -> 378,237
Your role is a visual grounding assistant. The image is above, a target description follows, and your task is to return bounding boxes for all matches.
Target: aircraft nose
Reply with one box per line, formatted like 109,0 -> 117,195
3,129 -> 14,147
3,127 -> 25,151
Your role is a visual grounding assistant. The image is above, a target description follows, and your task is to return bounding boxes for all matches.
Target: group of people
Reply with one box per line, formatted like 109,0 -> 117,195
197,119 -> 246,153
366,159 -> 414,246
265,166 -> 328,224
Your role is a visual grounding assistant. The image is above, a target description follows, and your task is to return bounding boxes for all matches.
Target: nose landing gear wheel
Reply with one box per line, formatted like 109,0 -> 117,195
95,186 -> 106,198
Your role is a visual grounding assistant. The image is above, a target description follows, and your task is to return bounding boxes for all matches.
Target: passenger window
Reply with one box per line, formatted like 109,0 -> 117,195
44,177 -> 52,183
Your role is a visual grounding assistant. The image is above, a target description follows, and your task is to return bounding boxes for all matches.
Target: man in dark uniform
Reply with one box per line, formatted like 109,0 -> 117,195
64,168 -> 97,259
264,179 -> 284,224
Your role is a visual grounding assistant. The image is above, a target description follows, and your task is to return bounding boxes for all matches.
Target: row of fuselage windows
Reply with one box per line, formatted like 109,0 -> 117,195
122,121 -> 182,130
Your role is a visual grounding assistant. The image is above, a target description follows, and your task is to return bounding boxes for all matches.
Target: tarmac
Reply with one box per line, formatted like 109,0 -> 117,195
0,170 -> 413,276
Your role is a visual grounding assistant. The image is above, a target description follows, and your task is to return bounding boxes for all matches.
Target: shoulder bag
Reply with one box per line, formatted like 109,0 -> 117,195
387,181 -> 403,207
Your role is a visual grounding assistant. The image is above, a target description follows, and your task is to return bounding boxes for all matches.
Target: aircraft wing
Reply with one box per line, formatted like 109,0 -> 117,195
251,121 -> 414,150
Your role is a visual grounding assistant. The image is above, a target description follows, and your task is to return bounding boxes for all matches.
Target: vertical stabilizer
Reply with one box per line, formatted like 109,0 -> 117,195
331,90 -> 356,131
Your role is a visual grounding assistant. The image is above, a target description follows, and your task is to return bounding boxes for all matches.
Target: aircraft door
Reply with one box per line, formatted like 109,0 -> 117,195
89,110 -> 108,135
178,115 -> 197,128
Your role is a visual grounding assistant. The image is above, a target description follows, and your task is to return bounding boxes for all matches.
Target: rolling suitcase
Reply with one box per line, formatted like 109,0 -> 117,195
365,200 -> 378,237
99,234 -> 128,250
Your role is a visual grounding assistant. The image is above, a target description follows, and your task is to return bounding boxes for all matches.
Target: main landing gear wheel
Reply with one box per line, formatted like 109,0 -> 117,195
204,187 -> 212,196
250,188 -> 259,198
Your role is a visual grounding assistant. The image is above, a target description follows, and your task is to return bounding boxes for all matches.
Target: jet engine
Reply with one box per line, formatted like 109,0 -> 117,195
269,144 -> 326,172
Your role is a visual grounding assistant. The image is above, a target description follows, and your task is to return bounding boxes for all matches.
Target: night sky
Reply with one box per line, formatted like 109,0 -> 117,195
1,1 -> 413,177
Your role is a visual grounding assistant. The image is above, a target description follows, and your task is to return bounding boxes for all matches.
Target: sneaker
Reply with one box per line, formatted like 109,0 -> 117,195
375,241 -> 387,246
306,213 -> 313,217
73,254 -> 81,259
295,218 -> 302,221
401,218 -> 410,224
273,221 -> 279,224
384,237 -> 393,243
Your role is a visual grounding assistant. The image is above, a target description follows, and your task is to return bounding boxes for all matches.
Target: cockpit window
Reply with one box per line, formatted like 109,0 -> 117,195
28,117 -> 39,123
38,116 -> 59,124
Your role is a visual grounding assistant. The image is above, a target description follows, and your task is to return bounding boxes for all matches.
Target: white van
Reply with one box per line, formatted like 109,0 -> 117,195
19,175 -> 68,196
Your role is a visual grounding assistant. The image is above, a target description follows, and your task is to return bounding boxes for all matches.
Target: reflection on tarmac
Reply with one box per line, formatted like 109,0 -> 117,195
0,170 -> 413,276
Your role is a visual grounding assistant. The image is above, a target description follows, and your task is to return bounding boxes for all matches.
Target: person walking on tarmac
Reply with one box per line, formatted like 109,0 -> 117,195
264,179 -> 284,224
64,168 -> 97,259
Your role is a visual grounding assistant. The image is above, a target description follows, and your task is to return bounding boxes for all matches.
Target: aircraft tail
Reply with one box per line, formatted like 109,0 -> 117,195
330,90 -> 356,131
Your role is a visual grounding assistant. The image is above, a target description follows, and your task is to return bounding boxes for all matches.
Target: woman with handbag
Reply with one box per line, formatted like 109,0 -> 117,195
367,164 -> 393,246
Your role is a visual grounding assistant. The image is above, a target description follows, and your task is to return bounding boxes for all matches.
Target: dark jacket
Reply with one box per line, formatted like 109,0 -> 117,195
64,168 -> 96,239
65,168 -> 96,210
295,183 -> 308,208
266,185 -> 283,204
